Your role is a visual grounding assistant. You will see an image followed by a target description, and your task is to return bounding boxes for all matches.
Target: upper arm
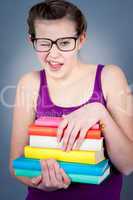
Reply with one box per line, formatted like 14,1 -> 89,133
9,71 -> 40,173
103,65 -> 133,141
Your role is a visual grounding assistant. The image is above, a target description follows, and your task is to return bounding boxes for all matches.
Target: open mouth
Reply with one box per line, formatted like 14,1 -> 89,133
48,61 -> 64,70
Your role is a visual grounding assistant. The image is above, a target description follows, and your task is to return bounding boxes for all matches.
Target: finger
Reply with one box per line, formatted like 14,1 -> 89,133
53,161 -> 63,184
61,122 -> 75,151
47,159 -> 58,187
60,168 -> 71,189
52,162 -> 66,189
40,160 -> 51,187
57,118 -> 68,143
66,125 -> 80,151
73,127 -> 88,150
99,120 -> 105,130
31,175 -> 42,186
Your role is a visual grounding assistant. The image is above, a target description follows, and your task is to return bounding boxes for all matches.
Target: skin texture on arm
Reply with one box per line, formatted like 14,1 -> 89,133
9,71 -> 71,191
9,71 -> 39,187
100,65 -> 133,175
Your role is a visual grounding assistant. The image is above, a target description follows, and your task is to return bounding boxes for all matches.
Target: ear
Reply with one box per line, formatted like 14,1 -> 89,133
27,34 -> 33,44
78,32 -> 87,49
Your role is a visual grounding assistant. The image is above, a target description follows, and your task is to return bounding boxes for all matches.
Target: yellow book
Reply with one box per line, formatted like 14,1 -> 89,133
24,146 -> 105,164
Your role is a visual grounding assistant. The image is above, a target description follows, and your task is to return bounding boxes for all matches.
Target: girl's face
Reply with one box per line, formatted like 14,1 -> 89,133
32,18 -> 86,79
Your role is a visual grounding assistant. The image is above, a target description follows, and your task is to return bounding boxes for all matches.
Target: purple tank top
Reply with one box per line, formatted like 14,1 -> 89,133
26,64 -> 123,200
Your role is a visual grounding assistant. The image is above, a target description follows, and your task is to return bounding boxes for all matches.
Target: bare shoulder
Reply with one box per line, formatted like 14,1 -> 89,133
18,70 -> 40,89
102,64 -> 127,82
17,70 -> 40,111
101,64 -> 129,98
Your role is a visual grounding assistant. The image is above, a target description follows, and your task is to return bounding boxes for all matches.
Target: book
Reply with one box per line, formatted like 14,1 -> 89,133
28,125 -> 101,139
13,157 -> 109,176
35,116 -> 100,129
14,167 -> 110,185
24,146 -> 105,164
35,116 -> 63,127
29,135 -> 104,151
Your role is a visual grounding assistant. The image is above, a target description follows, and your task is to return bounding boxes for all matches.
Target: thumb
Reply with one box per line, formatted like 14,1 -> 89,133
31,175 -> 42,185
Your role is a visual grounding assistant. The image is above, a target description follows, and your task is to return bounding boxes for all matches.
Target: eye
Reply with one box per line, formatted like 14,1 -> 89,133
37,40 -> 51,47
60,41 -> 70,46
40,42 -> 51,47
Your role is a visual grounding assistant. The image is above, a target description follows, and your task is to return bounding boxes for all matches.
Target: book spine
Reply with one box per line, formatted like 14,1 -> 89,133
35,122 -> 100,130
35,116 -> 100,130
35,116 -> 62,127
29,136 -> 103,151
28,125 -> 101,139
24,146 -> 104,164
13,158 -> 108,175
14,169 -> 100,184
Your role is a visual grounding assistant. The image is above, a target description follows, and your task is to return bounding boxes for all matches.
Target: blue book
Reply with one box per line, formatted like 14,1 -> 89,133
13,157 -> 109,176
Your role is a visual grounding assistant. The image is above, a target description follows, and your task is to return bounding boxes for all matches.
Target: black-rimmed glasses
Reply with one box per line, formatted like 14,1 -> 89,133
31,36 -> 79,52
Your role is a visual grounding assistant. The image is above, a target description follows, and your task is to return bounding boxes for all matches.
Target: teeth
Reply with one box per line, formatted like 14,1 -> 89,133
49,61 -> 62,65
51,62 -> 58,64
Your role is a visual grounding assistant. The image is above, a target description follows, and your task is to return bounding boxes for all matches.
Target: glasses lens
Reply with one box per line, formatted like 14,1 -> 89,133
34,39 -> 51,52
57,38 -> 76,51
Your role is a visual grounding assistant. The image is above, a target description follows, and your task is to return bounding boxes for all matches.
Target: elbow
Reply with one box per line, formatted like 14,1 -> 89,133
121,167 -> 133,176
10,168 -> 15,177
9,161 -> 15,177
122,170 -> 133,176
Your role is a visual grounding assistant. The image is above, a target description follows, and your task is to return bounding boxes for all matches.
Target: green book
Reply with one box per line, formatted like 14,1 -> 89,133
14,167 -> 110,185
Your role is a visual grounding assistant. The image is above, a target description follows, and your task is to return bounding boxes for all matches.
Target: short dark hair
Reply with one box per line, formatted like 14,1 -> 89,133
27,0 -> 87,38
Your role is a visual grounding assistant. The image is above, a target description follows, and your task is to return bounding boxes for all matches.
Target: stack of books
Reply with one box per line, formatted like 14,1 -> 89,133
13,116 -> 110,184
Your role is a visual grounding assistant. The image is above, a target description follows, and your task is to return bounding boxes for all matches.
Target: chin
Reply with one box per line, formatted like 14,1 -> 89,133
46,67 -> 65,79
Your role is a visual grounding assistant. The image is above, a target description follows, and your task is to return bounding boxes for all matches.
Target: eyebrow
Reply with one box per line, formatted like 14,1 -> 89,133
34,33 -> 78,39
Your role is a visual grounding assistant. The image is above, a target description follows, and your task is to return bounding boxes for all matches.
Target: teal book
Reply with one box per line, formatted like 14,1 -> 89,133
13,157 -> 109,176
14,167 -> 110,185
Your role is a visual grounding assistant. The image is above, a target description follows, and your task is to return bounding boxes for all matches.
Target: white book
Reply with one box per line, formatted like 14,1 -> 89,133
29,135 -> 103,151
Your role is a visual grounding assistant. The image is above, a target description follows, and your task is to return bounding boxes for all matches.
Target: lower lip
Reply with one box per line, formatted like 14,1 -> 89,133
48,62 -> 63,71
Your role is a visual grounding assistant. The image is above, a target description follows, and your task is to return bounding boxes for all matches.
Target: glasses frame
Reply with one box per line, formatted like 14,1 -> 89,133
31,36 -> 79,52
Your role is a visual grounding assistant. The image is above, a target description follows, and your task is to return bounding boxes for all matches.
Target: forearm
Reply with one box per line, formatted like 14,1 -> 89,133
11,169 -> 65,192
101,108 -> 133,175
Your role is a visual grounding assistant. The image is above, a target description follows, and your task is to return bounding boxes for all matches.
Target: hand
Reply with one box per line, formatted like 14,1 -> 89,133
31,159 -> 71,191
57,102 -> 105,151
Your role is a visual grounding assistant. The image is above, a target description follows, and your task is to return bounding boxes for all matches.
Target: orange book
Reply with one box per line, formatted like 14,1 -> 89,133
28,124 -> 101,139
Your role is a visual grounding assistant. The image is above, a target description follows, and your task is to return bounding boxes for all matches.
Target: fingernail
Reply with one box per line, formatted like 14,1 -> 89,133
37,176 -> 41,180
66,147 -> 70,152
32,178 -> 36,184
72,146 -> 76,150
57,138 -> 60,143
64,178 -> 69,183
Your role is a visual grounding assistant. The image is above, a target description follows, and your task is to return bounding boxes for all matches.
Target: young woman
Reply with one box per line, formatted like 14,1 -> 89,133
9,0 -> 133,199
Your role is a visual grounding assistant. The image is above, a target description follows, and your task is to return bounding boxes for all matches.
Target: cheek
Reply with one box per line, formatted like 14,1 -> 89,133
65,51 -> 78,62
36,52 -> 48,64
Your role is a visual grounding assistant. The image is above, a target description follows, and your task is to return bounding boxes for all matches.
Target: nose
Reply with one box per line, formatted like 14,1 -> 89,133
48,44 -> 61,58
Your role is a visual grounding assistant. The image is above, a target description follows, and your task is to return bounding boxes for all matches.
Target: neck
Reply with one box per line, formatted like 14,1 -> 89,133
46,60 -> 86,87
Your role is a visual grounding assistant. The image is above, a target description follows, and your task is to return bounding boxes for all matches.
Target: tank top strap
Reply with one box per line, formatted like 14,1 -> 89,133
90,64 -> 106,106
40,69 -> 46,86
94,64 -> 104,92
39,69 -> 52,103
36,69 -> 52,119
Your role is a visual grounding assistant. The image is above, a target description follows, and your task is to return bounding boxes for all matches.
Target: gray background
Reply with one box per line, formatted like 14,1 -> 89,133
0,0 -> 133,199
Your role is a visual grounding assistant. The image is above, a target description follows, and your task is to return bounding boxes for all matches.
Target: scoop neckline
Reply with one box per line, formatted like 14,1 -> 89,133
42,65 -> 99,109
